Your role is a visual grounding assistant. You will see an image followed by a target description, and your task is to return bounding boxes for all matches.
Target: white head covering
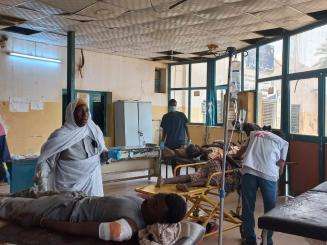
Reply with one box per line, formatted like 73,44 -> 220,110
38,100 -> 106,164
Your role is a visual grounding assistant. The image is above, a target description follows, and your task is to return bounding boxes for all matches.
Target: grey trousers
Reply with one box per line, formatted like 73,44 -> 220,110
0,190 -> 85,226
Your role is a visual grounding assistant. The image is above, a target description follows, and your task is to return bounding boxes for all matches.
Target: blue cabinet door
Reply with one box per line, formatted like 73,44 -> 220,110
10,159 -> 37,193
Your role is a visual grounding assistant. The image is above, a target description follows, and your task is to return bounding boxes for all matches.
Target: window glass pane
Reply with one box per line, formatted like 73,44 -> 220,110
191,62 -> 207,87
216,57 -> 229,85
257,80 -> 281,129
191,90 -> 206,123
170,65 -> 189,88
259,40 -> 283,79
244,48 -> 256,91
290,78 -> 318,136
290,25 -> 327,73
232,54 -> 242,92
216,89 -> 226,124
155,69 -> 161,93
170,90 -> 189,116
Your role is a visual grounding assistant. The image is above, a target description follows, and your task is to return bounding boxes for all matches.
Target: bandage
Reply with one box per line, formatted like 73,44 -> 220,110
98,218 -> 133,241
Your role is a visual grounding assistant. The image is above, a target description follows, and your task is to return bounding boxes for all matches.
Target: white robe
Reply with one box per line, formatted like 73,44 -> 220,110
35,101 -> 107,196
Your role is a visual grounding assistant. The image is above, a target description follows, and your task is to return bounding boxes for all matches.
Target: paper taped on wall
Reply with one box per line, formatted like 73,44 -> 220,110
9,97 -> 29,112
31,101 -> 44,110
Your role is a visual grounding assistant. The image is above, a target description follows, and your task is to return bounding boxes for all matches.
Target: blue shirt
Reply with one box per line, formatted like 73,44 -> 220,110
160,111 -> 188,149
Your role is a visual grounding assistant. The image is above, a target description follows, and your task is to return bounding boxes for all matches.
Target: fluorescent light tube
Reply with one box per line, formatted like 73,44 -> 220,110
8,52 -> 62,63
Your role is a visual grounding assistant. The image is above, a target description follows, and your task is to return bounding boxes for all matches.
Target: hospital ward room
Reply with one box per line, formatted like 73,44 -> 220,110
0,0 -> 327,244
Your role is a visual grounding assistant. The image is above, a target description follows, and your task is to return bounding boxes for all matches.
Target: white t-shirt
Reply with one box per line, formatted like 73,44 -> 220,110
242,131 -> 289,182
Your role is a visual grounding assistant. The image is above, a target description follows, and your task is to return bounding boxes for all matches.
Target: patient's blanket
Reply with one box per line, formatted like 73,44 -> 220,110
139,221 -> 204,245
139,223 -> 181,245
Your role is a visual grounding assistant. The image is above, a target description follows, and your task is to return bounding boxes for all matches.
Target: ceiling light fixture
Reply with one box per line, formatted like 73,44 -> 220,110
7,52 -> 62,63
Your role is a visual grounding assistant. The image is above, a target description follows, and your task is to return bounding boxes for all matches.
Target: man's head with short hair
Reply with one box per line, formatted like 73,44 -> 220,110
141,193 -> 187,225
168,99 -> 177,107
242,122 -> 261,136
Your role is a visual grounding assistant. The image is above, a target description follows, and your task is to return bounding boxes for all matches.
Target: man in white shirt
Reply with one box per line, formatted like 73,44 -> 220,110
236,126 -> 289,245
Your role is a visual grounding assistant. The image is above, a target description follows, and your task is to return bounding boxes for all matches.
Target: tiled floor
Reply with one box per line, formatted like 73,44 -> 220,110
0,165 -> 310,245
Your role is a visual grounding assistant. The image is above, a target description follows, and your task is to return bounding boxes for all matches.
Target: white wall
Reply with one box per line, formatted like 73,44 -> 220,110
0,38 -> 66,102
0,37 -> 167,106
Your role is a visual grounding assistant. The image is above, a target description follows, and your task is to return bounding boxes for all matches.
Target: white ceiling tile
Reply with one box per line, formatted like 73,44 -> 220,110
292,0 -> 327,13
192,14 -> 260,31
78,1 -> 127,19
253,6 -> 305,21
0,0 -> 29,7
151,14 -> 207,30
196,5 -> 241,20
234,0 -> 283,13
89,8 -> 159,28
0,0 -> 323,59
103,0 -> 156,11
278,0 -> 312,4
0,5 -> 45,20
27,15 -> 80,31
37,0 -> 97,14
275,14 -> 316,30
19,0 -> 64,15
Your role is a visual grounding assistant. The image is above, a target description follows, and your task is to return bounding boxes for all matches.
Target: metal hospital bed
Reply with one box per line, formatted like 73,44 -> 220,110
135,162 -> 242,238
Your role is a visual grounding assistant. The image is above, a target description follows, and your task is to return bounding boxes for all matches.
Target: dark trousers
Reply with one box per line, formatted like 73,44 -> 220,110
241,173 -> 277,245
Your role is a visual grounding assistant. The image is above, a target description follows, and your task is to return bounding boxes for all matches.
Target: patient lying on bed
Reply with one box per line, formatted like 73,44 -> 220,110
0,189 -> 188,243
157,146 -> 241,192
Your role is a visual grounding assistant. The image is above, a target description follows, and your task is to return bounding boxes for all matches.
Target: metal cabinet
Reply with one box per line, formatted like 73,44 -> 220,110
114,101 -> 153,147
7,158 -> 38,193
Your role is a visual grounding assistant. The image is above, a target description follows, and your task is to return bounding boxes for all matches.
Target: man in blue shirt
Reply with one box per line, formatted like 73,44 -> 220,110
160,99 -> 190,150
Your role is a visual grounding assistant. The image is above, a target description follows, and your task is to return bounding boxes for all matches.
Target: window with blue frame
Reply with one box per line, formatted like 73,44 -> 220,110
289,78 -> 318,136
170,64 -> 189,88
170,89 -> 189,116
256,39 -> 283,129
215,57 -> 229,86
216,88 -> 226,124
215,57 -> 228,124
215,54 -> 242,124
290,24 -> 327,73
259,40 -> 283,79
169,62 -> 207,123
257,80 -> 282,129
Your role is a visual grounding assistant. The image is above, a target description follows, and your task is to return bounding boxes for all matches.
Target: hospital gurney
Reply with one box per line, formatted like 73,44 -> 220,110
135,162 -> 242,237
0,219 -> 204,245
258,181 -> 327,245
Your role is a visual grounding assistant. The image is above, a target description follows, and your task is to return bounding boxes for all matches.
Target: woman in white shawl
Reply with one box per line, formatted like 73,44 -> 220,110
34,99 -> 107,196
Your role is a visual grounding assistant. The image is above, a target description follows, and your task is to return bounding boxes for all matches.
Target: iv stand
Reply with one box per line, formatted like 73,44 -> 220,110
218,47 -> 237,245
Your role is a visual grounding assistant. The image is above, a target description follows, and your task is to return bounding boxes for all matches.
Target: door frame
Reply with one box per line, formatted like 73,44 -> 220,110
62,89 -> 108,136
287,72 -> 326,192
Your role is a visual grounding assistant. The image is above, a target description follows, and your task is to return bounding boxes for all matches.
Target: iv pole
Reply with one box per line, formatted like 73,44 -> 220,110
218,46 -> 237,245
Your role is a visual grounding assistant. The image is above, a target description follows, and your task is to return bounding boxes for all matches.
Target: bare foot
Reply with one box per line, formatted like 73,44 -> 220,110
156,176 -> 163,187
176,184 -> 189,192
